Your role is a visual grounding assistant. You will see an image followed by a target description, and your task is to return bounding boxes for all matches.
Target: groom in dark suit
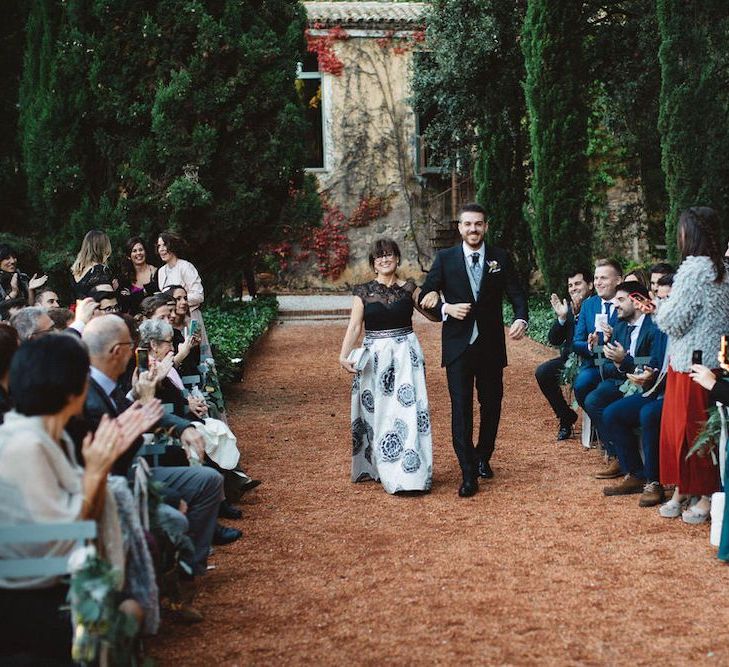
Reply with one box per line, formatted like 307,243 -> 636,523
420,203 -> 528,497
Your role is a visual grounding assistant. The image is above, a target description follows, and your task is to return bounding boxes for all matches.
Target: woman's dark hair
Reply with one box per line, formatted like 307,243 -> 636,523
624,267 -> 650,290
677,207 -> 726,283
0,323 -> 19,378
122,236 -> 153,281
657,273 -> 674,287
368,238 -> 402,270
0,244 -> 17,262
158,231 -> 186,258
10,334 -> 89,415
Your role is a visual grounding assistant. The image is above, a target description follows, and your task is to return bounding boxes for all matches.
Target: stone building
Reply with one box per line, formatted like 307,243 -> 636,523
290,1 -> 461,288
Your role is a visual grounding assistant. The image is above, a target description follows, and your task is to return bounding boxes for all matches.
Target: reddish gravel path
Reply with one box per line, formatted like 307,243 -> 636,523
151,317 -> 729,666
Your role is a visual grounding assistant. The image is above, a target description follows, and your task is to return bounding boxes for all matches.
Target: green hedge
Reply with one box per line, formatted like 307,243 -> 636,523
205,297 -> 279,386
503,296 -> 555,348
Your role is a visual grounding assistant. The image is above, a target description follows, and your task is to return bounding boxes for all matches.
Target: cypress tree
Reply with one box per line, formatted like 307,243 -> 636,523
19,0 -> 320,295
411,0 -> 531,287
522,1 -> 590,293
656,0 -> 729,260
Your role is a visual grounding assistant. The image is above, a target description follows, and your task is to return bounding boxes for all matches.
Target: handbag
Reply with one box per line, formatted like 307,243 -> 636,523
347,347 -> 370,371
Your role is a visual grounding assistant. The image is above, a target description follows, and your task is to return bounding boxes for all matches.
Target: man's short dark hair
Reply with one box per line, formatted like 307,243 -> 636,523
568,268 -> 593,283
0,323 -> 19,379
595,258 -> 623,276
47,308 -> 74,330
10,334 -> 89,416
34,288 -> 58,306
649,262 -> 673,275
458,202 -> 486,219
615,280 -> 649,299
657,273 -> 674,287
89,286 -> 117,303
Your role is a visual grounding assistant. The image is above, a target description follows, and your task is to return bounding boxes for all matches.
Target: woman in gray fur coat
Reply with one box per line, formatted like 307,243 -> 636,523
655,207 -> 729,524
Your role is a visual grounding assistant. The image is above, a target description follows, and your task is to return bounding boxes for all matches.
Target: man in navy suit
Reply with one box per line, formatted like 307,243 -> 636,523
572,259 -> 623,408
601,274 -> 673,504
583,281 -> 658,478
420,203 -> 528,497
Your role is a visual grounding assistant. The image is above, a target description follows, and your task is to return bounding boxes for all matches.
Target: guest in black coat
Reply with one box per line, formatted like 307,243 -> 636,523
535,269 -> 594,440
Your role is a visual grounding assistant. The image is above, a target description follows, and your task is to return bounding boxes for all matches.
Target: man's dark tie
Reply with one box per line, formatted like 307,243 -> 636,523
470,253 -> 482,296
110,384 -> 127,414
604,302 -> 612,318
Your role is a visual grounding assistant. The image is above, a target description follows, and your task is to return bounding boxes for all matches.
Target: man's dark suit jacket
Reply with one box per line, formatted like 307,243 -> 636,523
601,316 -> 658,381
68,376 -> 193,476
420,244 -> 528,368
547,312 -> 576,362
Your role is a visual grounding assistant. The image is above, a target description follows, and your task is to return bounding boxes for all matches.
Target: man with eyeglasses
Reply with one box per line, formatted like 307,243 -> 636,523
89,284 -> 121,317
9,306 -> 55,341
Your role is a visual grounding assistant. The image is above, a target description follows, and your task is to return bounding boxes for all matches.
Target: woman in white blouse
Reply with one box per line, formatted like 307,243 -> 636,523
156,231 -> 210,358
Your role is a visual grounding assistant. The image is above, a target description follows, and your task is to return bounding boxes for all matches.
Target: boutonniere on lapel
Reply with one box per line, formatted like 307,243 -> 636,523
486,260 -> 501,274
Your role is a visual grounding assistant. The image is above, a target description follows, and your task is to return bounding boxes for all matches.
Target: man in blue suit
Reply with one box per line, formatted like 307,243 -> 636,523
572,259 -> 623,408
584,281 -> 659,479
601,274 -> 673,504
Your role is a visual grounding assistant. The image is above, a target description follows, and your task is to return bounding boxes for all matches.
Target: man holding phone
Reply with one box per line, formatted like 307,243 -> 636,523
583,281 -> 659,479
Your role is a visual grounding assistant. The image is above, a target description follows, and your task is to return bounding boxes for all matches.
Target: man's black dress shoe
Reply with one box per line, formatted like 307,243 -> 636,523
212,524 -> 242,545
478,461 -> 494,479
557,423 -> 573,441
458,479 -> 478,497
218,500 -> 242,520
241,479 -> 262,493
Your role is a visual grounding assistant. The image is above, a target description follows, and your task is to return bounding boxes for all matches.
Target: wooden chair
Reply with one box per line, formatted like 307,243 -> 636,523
0,521 -> 97,579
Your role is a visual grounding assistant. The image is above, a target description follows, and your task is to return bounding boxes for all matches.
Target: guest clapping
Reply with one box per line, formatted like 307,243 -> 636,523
0,243 -> 47,306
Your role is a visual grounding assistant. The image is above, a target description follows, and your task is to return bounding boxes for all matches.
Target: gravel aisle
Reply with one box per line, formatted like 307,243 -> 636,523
151,318 -> 729,666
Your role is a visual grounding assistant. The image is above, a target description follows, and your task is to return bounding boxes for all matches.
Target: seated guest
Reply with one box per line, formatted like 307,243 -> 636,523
165,284 -> 202,377
572,259 -> 622,408
0,243 -> 48,306
89,284 -> 121,317
9,306 -> 54,341
139,294 -> 173,323
624,267 -> 650,290
601,277 -> 673,503
48,307 -> 75,331
535,268 -> 593,440
649,262 -> 674,296
584,281 -> 658,479
0,334 -> 147,662
0,323 -> 19,421
73,316 -> 234,567
34,288 -> 60,309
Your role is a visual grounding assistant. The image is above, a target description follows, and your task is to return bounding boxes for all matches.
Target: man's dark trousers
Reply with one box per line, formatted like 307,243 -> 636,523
603,394 -> 663,481
535,357 -> 575,424
446,336 -> 503,481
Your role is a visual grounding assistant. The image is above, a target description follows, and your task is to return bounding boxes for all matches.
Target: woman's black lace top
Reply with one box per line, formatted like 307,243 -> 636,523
353,279 -> 416,331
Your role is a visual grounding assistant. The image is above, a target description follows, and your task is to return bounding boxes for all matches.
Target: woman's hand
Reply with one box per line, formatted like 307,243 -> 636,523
444,302 -> 472,320
152,352 -> 174,382
689,364 -> 717,391
82,414 -> 123,476
28,273 -> 48,290
8,272 -> 19,298
339,355 -> 356,373
420,291 -> 440,309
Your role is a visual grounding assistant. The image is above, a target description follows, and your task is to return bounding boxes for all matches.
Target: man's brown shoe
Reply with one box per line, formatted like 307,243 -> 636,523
603,473 -> 645,496
638,481 -> 665,507
594,457 -> 622,479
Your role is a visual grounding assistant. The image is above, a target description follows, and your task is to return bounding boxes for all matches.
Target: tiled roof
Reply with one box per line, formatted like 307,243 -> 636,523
304,2 -> 427,29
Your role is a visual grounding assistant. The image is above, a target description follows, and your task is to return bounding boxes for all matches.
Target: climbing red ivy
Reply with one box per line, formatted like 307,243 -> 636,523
305,24 -> 349,75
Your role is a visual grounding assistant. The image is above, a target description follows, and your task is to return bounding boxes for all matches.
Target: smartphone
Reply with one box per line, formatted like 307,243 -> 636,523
594,313 -> 608,331
135,347 -> 149,372
720,335 -> 729,366
692,349 -> 703,365
629,292 -> 656,314
189,319 -> 199,336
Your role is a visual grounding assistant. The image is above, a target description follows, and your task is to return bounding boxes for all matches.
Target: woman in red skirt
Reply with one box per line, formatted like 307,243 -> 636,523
655,207 -> 729,523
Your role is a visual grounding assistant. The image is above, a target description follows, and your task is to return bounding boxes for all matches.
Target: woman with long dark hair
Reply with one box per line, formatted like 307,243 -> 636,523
655,207 -> 729,523
118,236 -> 157,314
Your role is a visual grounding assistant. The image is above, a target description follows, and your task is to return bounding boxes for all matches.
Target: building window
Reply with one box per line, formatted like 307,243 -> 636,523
297,53 -> 326,170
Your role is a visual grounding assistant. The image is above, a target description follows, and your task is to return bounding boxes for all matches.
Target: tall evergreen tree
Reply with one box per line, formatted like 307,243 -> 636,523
19,0 -> 320,295
522,1 -> 590,293
656,0 -> 729,260
411,0 -> 531,287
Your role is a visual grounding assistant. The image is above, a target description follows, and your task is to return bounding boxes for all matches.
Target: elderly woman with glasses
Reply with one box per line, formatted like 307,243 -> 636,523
339,238 -> 439,495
